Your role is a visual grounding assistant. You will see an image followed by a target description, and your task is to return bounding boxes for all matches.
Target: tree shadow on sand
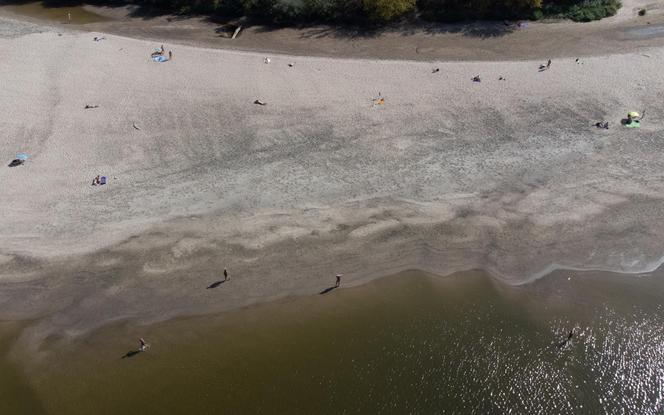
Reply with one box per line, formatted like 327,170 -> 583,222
209,14 -> 517,40
250,19 -> 516,40
8,0 -> 517,37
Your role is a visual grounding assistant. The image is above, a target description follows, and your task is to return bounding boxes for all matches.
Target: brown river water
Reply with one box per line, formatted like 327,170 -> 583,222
2,269 -> 664,414
0,1 -> 108,24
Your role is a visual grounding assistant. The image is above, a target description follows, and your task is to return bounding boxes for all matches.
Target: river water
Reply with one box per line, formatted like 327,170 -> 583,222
0,1 -> 108,24
3,269 -> 664,414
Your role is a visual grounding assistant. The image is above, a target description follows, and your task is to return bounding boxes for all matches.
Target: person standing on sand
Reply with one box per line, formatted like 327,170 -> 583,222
335,274 -> 342,288
168,51 -> 172,61
547,59 -> 552,69
224,268 -> 229,281
139,338 -> 148,352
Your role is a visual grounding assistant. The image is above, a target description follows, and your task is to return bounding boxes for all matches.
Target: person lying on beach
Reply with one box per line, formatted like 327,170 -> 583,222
92,175 -> 100,186
84,104 -> 99,109
254,99 -> 267,106
151,45 -> 165,57
472,75 -> 481,82
595,121 -> 609,129
93,36 -> 105,42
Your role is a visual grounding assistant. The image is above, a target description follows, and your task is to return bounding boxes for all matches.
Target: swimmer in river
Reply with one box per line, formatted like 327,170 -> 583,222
557,330 -> 574,348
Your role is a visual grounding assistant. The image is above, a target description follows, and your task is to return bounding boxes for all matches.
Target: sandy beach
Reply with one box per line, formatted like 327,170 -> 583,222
1,3 -> 664,351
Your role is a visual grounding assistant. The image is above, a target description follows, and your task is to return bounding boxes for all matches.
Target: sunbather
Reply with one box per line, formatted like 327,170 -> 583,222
151,45 -> 165,57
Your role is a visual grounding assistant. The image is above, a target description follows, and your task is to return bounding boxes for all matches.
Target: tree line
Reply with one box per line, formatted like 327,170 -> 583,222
136,0 -> 621,24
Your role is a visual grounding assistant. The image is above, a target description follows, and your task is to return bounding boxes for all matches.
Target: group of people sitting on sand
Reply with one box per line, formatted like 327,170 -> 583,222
151,45 -> 172,61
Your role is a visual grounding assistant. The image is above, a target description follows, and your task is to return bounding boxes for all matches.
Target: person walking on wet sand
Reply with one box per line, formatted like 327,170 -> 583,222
547,59 -> 552,69
139,338 -> 148,352
224,268 -> 229,281
335,274 -> 342,288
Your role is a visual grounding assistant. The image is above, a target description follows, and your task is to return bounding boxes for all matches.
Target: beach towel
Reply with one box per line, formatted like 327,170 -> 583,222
100,176 -> 107,185
625,121 -> 641,129
16,153 -> 28,161
152,55 -> 168,63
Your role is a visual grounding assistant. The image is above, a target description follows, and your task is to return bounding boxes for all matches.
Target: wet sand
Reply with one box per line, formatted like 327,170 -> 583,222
5,269 -> 664,414
1,1 -> 664,362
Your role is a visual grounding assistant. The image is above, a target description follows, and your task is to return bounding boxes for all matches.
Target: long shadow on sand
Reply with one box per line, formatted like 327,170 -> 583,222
319,286 -> 337,295
207,280 -> 226,289
121,349 -> 141,359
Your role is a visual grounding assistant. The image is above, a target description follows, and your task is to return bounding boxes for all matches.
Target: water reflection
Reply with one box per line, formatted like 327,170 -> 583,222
16,270 -> 664,414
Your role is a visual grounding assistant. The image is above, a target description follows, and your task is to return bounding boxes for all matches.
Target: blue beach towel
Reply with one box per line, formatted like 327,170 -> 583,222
152,55 -> 168,63
100,176 -> 107,185
16,153 -> 28,161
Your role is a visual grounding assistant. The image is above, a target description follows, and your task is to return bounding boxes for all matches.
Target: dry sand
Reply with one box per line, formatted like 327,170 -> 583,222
1,10 -> 664,349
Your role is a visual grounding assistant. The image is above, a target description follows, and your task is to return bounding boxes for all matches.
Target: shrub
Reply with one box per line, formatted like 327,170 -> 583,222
362,0 -> 415,21
418,0 -> 542,22
78,0 -> 623,25
270,0 -> 306,22
542,0 -> 621,22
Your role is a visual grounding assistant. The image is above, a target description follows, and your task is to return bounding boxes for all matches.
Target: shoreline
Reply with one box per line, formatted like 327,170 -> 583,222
6,267 -> 664,413
1,9 -> 664,352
